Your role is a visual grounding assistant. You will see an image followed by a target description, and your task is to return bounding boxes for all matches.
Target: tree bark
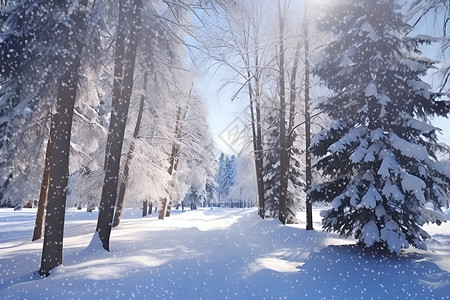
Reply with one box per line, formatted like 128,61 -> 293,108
278,1 -> 288,225
39,0 -> 88,277
142,200 -> 147,217
253,31 -> 265,219
288,40 -> 302,149
304,0 -> 313,231
96,0 -> 142,251
247,76 -> 265,219
159,104 -> 187,220
254,85 -> 265,219
32,136 -> 51,241
245,35 -> 265,219
112,71 -> 147,227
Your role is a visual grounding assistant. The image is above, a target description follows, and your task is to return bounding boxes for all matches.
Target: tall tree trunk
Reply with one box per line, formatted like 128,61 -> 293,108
247,74 -> 265,219
254,83 -> 265,219
102,2 -> 125,174
32,136 -> 51,241
142,200 -> 147,217
159,106 -> 183,220
239,17 -> 265,219
159,199 -> 169,220
285,40 -> 302,224
244,31 -> 265,219
39,0 -> 88,277
278,1 -> 288,225
112,71 -> 147,227
304,0 -> 313,231
165,106 -> 188,218
253,31 -> 265,220
288,40 -> 302,149
96,0 -> 142,251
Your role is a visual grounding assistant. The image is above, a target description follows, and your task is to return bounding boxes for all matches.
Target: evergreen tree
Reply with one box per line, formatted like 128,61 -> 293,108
223,155 -> 236,198
263,112 -> 280,218
0,0 -> 72,207
215,153 -> 236,202
215,152 -> 225,200
263,110 -> 305,222
311,0 -> 450,253
205,178 -> 217,206
286,137 -> 306,224
183,186 -> 202,208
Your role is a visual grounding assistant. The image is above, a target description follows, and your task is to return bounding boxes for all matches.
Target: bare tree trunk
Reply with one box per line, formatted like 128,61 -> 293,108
112,71 -> 147,227
278,1 -> 288,225
288,40 -> 302,149
254,88 -> 265,219
112,158 -> 131,227
165,104 -> 188,218
87,203 -> 95,212
32,136 -> 51,241
165,201 -> 172,217
159,107 -> 182,220
159,199 -> 168,220
253,32 -> 265,220
39,0 -> 88,277
248,75 -> 265,219
304,0 -> 313,231
96,0 -> 142,251
142,200 -> 147,217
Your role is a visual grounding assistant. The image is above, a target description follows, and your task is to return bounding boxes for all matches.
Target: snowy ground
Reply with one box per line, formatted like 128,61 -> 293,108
0,206 -> 449,299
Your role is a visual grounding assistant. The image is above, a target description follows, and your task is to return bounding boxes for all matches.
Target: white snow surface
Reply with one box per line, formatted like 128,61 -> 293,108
0,206 -> 449,299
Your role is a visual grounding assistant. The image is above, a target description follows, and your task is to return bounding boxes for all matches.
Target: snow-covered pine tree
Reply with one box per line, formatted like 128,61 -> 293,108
286,136 -> 306,224
183,187 -> 203,208
311,0 -> 450,253
0,1 -> 70,208
263,112 -> 280,218
215,153 -> 237,203
263,107 -> 305,222
205,178 -> 217,207
224,155 -> 237,200
215,152 -> 225,200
